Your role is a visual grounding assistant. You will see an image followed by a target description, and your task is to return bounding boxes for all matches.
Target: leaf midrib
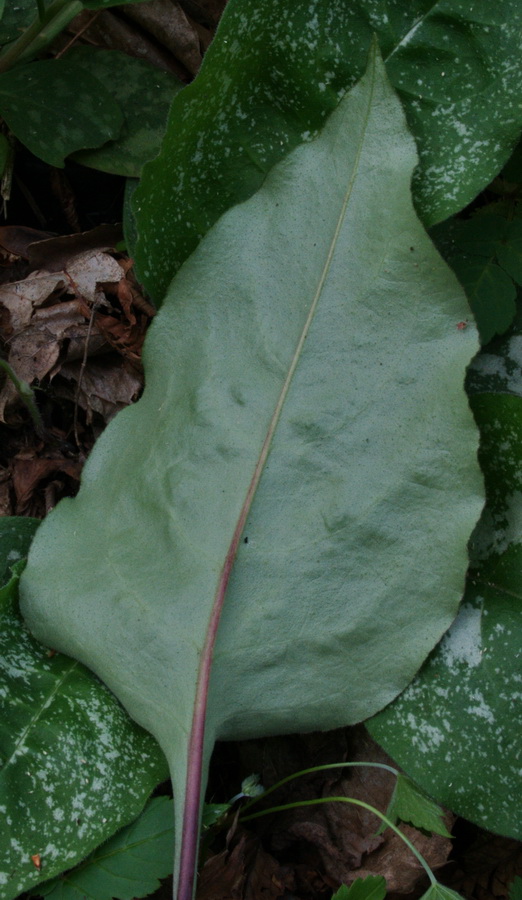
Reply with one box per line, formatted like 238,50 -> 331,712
175,44 -> 379,900
385,3 -> 440,62
473,577 -> 522,603
2,658 -> 79,772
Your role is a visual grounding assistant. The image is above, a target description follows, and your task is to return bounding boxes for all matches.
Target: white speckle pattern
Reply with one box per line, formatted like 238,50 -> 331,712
369,330 -> 522,837
1,570 -> 167,896
439,603 -> 482,670
132,0 -> 522,301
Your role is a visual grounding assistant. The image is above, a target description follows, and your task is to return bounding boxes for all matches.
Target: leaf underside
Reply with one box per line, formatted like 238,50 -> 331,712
21,49 -> 482,898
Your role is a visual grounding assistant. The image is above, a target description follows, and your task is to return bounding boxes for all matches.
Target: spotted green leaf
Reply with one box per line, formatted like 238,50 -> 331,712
131,0 -> 522,303
0,516 -> 39,583
431,212 -> 522,343
0,523 -> 168,900
502,139 -> 522,182
368,322 -> 522,839
0,0 -> 46,46
33,796 -> 174,900
0,59 -> 123,167
68,48 -> 183,177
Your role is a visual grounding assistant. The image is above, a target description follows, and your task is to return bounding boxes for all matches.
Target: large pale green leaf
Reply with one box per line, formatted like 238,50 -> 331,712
0,59 -> 123,167
131,0 -> 522,303
21,49 -> 482,898
0,529 -> 168,899
368,321 -> 522,838
68,48 -> 183,177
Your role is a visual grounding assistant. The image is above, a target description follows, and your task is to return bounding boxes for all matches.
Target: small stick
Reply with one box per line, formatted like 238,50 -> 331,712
54,10 -> 101,58
73,299 -> 97,449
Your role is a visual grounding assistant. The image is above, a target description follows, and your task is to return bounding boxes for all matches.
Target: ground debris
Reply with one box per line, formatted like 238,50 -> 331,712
201,728 -> 454,900
0,235 -> 153,515
65,0 -> 227,82
197,821 -> 295,900
447,831 -> 522,900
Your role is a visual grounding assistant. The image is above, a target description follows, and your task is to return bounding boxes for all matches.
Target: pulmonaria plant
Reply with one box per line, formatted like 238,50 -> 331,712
20,46 -> 483,899
1,0 -> 521,897
0,0 -> 182,176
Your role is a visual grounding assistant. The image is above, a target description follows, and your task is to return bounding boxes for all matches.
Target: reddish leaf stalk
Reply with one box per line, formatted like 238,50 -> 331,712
175,145 -> 358,899
176,403 -> 286,898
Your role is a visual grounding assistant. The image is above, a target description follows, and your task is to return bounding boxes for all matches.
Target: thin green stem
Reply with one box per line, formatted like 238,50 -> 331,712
36,0 -> 46,21
240,761 -> 399,813
0,0 -> 82,74
240,796 -> 437,886
0,359 -> 44,436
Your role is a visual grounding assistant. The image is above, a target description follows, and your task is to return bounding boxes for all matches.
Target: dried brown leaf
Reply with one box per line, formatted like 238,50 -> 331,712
357,822 -> 451,893
277,818 -> 381,886
57,357 -> 142,423
0,271 -> 67,334
0,249 -> 127,424
238,729 -> 453,896
197,830 -> 293,900
179,0 -> 226,28
0,469 -> 12,516
70,10 -> 188,78
448,833 -> 522,900
27,224 -> 123,272
7,300 -> 102,379
11,456 -> 82,514
122,0 -> 202,75
93,310 -> 146,364
63,249 -> 123,304
0,226 -> 54,260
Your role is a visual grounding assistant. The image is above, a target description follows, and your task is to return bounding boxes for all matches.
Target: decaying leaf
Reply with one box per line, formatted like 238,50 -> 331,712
0,247 -> 150,428
11,455 -> 83,515
0,225 -> 54,263
197,829 -> 294,900
67,0 -> 224,81
57,357 -> 142,423
448,833 -> 522,900
122,1 -> 202,75
26,224 -> 123,272
263,733 -> 452,894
